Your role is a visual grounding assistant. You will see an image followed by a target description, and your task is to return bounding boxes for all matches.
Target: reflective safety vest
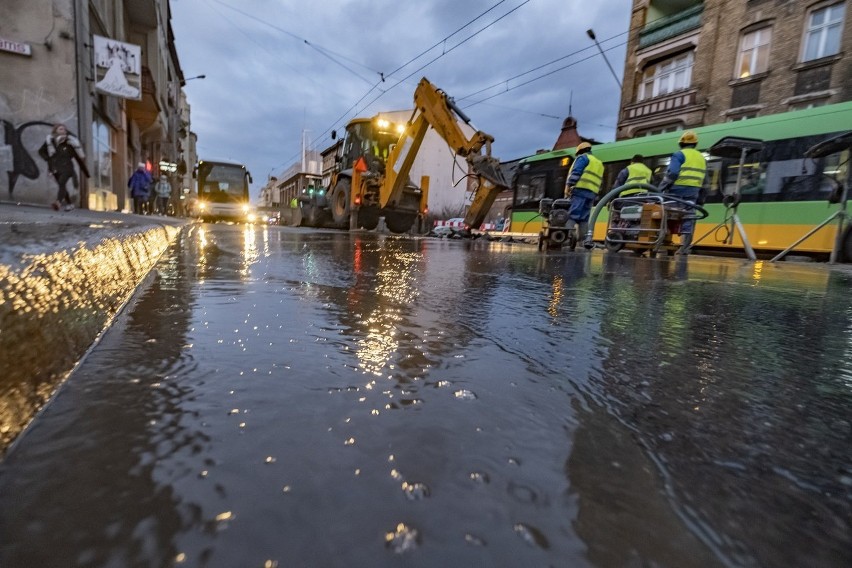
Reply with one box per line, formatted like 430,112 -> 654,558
675,148 -> 707,188
573,154 -> 604,194
621,162 -> 653,196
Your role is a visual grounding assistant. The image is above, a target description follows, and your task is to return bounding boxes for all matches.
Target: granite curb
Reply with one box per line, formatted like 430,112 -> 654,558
0,202 -> 188,454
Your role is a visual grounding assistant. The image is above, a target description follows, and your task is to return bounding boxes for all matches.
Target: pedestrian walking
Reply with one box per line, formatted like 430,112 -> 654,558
155,175 -> 172,215
43,124 -> 87,211
128,163 -> 152,215
614,154 -> 652,196
564,141 -> 604,241
657,131 -> 707,253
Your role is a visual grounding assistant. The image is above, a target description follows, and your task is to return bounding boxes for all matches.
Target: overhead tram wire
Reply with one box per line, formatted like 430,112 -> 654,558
456,9 -> 688,109
205,0 -> 326,92
382,0 -> 511,78
299,0 -> 532,160
461,42 -> 626,110
272,0 -> 535,169
208,0 -> 381,84
303,8 -> 672,163
348,0 -> 533,123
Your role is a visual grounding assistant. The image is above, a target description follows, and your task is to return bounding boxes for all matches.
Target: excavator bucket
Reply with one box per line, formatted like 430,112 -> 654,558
464,155 -> 509,230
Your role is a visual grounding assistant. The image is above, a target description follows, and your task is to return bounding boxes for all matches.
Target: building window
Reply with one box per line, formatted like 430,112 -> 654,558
637,124 -> 681,137
803,3 -> 845,61
91,116 -> 112,193
790,99 -> 828,111
727,113 -> 759,122
736,27 -> 772,78
639,51 -> 694,100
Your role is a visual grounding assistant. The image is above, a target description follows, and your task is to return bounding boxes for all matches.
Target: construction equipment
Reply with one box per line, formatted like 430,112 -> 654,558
604,194 -> 708,256
537,198 -> 577,250
302,77 -> 509,234
584,183 -> 708,257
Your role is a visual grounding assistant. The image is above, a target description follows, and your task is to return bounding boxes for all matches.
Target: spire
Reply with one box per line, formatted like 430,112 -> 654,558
553,116 -> 582,151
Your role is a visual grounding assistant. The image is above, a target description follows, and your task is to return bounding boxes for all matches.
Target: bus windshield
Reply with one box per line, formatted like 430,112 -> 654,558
198,161 -> 249,204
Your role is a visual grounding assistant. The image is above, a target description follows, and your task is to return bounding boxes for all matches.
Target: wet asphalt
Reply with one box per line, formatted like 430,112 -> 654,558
1,218 -> 851,567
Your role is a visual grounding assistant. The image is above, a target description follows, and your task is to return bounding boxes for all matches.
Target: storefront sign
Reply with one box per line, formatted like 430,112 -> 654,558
92,35 -> 142,100
0,37 -> 32,56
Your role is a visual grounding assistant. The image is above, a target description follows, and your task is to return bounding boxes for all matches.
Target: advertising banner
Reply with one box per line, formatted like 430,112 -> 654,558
93,35 -> 142,100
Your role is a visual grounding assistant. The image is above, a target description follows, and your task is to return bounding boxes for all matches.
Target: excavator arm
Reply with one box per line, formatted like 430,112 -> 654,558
381,77 -> 509,230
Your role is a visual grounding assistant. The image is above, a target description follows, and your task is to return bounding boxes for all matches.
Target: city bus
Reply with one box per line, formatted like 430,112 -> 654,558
509,102 -> 852,261
194,159 -> 256,222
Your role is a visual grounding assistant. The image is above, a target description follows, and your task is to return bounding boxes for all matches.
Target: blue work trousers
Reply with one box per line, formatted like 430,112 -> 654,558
666,185 -> 700,236
568,188 -> 597,223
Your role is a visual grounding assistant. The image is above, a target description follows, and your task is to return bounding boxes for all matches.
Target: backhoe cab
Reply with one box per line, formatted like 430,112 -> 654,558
305,77 -> 508,234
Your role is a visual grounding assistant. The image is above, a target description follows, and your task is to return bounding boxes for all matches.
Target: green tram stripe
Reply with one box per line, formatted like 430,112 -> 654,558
701,202 -> 842,225
521,102 -> 852,165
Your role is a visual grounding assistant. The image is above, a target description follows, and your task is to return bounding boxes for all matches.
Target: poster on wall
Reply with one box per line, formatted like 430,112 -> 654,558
92,35 -> 141,100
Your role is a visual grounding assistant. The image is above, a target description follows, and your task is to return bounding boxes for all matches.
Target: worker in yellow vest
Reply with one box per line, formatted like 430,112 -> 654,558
658,131 -> 707,253
564,142 -> 604,240
614,154 -> 652,196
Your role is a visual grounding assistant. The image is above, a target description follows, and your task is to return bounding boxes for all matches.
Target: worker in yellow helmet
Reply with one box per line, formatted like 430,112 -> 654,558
658,130 -> 707,253
614,154 -> 652,196
564,141 -> 604,241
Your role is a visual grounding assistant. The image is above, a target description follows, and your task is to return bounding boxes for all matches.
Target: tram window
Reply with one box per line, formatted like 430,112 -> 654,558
718,159 -> 765,202
515,173 -> 547,203
649,157 -> 669,186
703,159 -> 723,203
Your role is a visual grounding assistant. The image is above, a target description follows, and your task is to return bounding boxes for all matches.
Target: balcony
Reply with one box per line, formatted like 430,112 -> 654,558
639,4 -> 703,49
622,88 -> 702,121
125,0 -> 157,28
126,66 -> 161,130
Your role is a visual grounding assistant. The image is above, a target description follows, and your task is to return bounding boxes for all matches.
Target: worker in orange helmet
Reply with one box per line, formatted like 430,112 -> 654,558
658,130 -> 707,253
564,141 -> 604,242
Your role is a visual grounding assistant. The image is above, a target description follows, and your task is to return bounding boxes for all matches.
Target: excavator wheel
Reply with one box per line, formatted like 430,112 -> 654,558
302,204 -> 323,227
385,213 -> 416,234
359,207 -> 380,230
330,178 -> 351,225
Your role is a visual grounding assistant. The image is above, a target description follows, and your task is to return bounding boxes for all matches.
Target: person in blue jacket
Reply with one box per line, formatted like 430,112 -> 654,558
658,130 -> 707,252
128,163 -> 152,215
564,141 -> 604,241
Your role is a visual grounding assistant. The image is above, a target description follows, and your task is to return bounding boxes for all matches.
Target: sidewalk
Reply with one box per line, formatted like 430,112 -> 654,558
0,202 -> 187,454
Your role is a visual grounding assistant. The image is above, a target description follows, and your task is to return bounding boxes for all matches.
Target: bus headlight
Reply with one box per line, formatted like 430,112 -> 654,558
246,212 -> 257,223
242,204 -> 250,214
198,201 -> 207,211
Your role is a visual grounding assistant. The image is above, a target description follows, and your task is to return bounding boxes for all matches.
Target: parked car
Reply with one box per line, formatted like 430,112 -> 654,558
431,217 -> 467,237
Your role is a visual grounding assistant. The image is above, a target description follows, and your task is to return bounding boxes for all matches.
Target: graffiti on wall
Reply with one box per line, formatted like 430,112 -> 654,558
1,119 -> 79,200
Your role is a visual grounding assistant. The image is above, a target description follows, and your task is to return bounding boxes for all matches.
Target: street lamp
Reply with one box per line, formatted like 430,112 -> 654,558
180,74 -> 206,87
586,29 -> 622,90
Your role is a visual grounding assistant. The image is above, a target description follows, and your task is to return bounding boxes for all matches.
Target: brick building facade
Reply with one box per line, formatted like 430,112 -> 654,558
617,0 -> 851,139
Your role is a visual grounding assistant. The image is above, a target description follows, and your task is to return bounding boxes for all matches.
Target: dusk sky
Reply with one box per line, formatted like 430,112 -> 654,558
171,0 -> 632,198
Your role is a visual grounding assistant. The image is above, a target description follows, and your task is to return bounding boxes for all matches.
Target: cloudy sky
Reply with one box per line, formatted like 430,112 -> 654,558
171,0 -> 632,198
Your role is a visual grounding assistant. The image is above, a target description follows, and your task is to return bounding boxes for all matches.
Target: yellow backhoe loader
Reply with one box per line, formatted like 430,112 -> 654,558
301,77 -> 508,234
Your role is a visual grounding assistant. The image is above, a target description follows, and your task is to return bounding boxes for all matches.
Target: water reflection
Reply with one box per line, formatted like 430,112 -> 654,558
0,226 -> 175,455
2,227 -> 851,567
0,230 -> 201,567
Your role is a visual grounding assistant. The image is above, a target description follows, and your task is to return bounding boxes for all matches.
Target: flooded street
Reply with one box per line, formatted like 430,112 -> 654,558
2,224 -> 851,567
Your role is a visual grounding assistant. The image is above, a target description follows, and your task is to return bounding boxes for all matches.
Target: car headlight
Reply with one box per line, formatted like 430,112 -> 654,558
198,202 -> 207,211
246,213 -> 257,223
242,204 -> 250,214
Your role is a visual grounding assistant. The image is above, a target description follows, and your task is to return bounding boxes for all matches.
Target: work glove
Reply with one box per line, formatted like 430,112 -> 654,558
564,186 -> 573,199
